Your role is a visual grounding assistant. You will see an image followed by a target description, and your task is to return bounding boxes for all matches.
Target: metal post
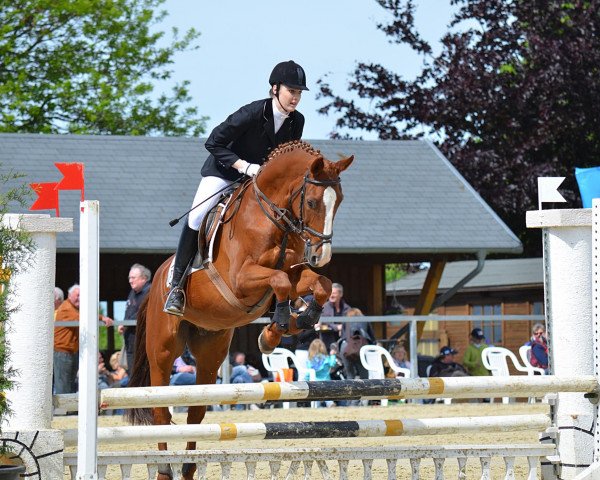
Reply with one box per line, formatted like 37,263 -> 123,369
77,201 -> 99,480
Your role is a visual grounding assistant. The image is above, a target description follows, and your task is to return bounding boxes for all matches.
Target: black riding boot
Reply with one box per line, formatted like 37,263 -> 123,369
163,223 -> 198,316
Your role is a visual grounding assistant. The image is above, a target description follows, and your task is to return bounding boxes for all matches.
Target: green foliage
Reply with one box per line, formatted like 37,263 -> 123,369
0,0 -> 206,136
0,168 -> 34,426
385,264 -> 407,284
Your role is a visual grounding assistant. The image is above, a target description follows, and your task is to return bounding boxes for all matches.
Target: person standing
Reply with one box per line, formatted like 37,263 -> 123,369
54,284 -> 113,394
318,283 -> 350,347
120,263 -> 152,372
339,307 -> 375,380
163,60 -> 308,317
462,328 -> 491,377
54,286 -> 64,311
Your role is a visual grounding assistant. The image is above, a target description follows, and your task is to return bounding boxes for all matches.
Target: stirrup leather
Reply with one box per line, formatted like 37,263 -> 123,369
164,286 -> 186,316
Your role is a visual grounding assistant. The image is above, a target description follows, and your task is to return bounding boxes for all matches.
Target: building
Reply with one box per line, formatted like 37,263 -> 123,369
1,134 -> 522,356
386,258 -> 544,360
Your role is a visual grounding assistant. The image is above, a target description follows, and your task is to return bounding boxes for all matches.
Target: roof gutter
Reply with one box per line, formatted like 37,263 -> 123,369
431,250 -> 487,310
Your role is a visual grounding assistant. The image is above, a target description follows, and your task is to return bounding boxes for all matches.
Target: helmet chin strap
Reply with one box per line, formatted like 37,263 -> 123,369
274,84 -> 290,115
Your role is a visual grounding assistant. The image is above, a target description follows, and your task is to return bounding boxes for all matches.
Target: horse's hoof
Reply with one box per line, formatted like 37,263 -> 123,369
258,331 -> 276,354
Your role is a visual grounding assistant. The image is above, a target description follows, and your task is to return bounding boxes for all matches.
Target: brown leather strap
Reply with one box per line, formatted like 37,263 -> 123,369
205,262 -> 272,315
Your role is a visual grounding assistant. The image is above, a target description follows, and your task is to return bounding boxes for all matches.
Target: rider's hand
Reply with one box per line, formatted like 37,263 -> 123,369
234,160 -> 260,177
245,163 -> 260,177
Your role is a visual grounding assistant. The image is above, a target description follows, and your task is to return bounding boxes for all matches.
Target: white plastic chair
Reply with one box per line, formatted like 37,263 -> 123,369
518,345 -> 546,403
262,348 -> 316,409
359,345 -> 410,406
481,346 -> 545,404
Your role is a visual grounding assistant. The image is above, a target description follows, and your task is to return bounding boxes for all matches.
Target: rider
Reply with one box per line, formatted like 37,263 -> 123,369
164,60 -> 308,316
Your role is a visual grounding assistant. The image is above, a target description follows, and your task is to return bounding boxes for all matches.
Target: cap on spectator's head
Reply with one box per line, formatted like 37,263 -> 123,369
440,346 -> 458,356
471,327 -> 485,339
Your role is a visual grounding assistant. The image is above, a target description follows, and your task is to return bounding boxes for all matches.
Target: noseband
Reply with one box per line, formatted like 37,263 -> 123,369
253,172 -> 340,267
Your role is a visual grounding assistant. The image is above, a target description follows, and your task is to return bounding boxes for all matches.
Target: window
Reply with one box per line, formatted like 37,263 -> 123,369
471,303 -> 502,345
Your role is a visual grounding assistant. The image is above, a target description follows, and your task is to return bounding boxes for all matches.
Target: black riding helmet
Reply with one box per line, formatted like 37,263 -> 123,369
269,60 -> 309,91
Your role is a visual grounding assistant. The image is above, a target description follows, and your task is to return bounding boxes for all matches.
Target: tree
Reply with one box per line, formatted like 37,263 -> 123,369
318,0 -> 600,254
0,0 -> 206,136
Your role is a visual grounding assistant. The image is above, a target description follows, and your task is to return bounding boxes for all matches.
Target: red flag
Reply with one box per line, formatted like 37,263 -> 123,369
30,182 -> 60,217
55,162 -> 85,200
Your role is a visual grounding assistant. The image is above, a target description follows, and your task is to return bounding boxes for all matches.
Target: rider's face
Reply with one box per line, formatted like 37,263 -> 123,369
273,84 -> 303,112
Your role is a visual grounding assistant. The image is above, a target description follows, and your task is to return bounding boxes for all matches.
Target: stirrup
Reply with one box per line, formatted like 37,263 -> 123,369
163,286 -> 186,316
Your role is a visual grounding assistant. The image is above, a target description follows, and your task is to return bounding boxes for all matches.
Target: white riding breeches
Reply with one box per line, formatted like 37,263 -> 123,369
188,176 -> 235,230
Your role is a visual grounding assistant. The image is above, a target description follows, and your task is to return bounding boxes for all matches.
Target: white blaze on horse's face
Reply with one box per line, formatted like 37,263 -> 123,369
310,186 -> 336,267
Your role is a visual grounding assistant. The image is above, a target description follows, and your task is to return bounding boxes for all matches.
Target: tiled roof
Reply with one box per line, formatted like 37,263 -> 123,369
0,134 -> 522,254
387,258 -> 543,294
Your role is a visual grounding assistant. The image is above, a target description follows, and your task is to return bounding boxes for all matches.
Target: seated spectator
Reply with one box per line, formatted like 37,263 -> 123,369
98,353 -> 113,390
428,346 -> 469,378
306,339 -> 337,407
231,352 -> 262,383
391,344 -> 411,370
109,351 -> 129,387
526,323 -> 549,373
170,348 -> 196,386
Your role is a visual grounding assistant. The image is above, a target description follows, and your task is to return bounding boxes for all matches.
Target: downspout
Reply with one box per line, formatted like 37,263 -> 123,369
431,250 -> 487,310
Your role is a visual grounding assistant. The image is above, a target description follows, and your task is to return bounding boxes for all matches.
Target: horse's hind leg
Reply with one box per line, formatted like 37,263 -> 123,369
181,327 -> 234,480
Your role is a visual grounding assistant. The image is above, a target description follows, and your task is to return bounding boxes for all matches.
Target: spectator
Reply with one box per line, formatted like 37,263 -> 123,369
306,339 -> 337,407
108,351 -> 129,387
98,353 -> 113,390
390,344 -> 411,371
462,328 -> 491,377
231,352 -> 262,383
318,283 -> 350,347
54,287 -> 64,311
428,346 -> 469,378
293,295 -> 318,369
339,308 -> 375,380
170,348 -> 197,386
527,323 -> 549,373
119,263 -> 152,372
54,284 -> 113,394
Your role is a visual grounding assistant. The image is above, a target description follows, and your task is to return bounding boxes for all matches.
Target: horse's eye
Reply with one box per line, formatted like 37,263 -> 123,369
307,199 -> 317,209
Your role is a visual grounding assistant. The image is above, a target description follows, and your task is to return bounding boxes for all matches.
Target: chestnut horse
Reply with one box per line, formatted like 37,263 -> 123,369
127,141 -> 353,480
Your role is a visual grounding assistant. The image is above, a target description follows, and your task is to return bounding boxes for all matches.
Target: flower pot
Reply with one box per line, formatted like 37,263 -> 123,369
0,464 -> 25,479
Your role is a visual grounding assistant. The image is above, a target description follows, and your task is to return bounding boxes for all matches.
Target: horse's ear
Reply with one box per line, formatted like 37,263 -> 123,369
334,155 -> 354,174
310,156 -> 325,176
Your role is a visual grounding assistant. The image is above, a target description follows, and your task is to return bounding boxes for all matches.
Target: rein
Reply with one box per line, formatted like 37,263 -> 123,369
252,172 -> 340,266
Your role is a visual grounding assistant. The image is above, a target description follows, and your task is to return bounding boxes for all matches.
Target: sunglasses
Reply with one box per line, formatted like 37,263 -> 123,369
534,331 -> 544,336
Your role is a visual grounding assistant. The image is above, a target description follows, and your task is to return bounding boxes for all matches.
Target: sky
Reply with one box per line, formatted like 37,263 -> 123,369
156,0 -> 456,140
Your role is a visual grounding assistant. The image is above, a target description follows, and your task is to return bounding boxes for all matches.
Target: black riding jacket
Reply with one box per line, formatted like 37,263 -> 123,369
201,98 -> 304,181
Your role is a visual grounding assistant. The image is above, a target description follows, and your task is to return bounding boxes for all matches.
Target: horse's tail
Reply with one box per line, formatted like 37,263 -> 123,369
124,295 -> 153,425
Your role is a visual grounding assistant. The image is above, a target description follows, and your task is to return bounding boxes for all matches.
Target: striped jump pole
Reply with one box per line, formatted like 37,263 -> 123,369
62,413 -> 551,447
53,375 -> 599,411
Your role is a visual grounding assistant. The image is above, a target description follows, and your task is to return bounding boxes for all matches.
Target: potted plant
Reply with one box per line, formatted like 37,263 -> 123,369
0,167 -> 34,478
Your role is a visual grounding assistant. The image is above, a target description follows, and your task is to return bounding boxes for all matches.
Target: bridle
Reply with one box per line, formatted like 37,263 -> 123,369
253,171 -> 340,267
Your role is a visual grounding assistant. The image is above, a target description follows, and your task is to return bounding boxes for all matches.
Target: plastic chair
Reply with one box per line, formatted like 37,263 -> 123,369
518,345 -> 546,403
481,346 -> 545,404
359,345 -> 410,406
262,348 -> 316,409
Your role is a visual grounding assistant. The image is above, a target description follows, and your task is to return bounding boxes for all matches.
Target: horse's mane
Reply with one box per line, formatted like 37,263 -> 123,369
265,140 -> 321,165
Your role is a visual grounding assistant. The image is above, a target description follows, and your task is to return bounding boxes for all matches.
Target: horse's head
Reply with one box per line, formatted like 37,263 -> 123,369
255,141 -> 353,268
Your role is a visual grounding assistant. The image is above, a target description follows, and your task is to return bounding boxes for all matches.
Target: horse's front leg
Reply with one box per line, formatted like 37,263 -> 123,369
287,268 -> 333,333
235,263 -> 293,353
